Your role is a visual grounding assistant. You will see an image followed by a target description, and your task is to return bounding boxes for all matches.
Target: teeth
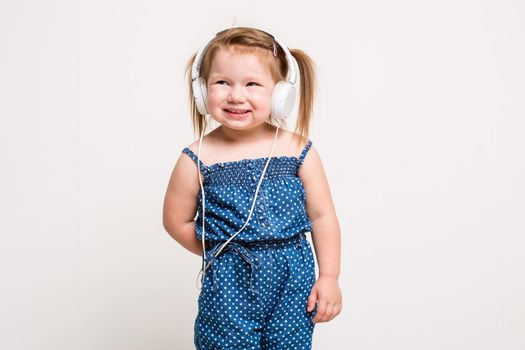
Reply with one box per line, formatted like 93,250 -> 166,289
226,109 -> 248,114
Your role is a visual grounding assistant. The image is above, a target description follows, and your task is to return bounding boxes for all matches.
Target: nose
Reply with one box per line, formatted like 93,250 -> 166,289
227,85 -> 246,103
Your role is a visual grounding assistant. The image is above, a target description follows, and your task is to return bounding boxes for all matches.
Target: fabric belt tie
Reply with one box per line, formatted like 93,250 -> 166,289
204,233 -> 306,295
205,241 -> 261,294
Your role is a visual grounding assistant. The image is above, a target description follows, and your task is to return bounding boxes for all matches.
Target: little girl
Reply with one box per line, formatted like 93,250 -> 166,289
163,27 -> 342,350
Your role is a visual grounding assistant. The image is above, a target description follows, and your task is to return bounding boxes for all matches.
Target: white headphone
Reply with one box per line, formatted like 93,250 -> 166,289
191,31 -> 298,122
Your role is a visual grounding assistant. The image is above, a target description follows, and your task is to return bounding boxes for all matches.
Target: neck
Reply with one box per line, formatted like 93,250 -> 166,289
217,123 -> 277,143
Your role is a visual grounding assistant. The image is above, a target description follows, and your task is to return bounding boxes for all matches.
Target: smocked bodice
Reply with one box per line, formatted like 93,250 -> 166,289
182,140 -> 313,243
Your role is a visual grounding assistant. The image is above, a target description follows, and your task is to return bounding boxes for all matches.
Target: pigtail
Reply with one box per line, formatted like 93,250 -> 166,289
184,52 -> 206,137
290,49 -> 316,143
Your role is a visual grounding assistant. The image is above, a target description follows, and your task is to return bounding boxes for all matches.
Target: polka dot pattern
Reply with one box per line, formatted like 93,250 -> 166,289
182,140 -> 317,349
194,234 -> 316,349
181,140 -> 313,243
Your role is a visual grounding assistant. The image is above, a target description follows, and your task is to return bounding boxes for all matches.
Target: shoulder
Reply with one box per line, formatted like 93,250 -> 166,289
182,132 -> 220,165
164,144 -> 201,205
297,139 -> 323,179
276,129 -> 311,157
184,127 -> 222,154
179,137 -> 211,171
183,134 -> 213,162
184,139 -> 201,154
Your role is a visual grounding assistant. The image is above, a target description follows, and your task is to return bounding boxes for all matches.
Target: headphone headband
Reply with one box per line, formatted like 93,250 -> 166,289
191,31 -> 297,85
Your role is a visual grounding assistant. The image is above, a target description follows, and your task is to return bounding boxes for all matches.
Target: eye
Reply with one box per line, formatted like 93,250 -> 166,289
215,80 -> 228,85
247,82 -> 259,86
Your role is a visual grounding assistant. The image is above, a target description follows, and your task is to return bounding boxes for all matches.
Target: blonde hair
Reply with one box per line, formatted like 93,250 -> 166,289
184,27 -> 316,141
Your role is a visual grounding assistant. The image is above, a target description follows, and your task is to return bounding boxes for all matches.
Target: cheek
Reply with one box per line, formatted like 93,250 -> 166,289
206,87 -> 225,106
252,90 -> 273,108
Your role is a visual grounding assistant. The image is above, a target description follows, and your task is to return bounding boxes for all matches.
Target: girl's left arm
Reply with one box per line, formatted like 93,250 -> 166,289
299,145 -> 342,323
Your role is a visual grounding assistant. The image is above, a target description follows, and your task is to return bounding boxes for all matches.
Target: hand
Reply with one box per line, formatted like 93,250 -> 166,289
307,275 -> 342,323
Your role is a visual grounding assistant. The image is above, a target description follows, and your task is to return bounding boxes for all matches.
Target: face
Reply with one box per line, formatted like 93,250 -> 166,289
206,48 -> 276,132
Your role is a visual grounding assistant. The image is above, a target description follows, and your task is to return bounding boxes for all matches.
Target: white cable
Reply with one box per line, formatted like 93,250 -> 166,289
209,126 -> 280,261
196,116 -> 207,289
197,123 -> 281,287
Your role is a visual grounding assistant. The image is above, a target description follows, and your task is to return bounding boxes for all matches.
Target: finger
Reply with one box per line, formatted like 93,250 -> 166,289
312,300 -> 327,323
321,303 -> 335,322
333,302 -> 342,318
307,290 -> 317,312
333,302 -> 342,319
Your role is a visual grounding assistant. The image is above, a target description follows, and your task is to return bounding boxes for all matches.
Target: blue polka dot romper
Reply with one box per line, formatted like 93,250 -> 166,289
182,140 -> 317,350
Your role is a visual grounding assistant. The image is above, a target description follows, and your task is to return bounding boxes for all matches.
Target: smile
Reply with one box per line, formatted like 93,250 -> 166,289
224,108 -> 251,119
224,108 -> 250,114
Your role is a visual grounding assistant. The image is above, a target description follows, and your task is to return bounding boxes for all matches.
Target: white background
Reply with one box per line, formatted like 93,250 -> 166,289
1,0 -> 524,349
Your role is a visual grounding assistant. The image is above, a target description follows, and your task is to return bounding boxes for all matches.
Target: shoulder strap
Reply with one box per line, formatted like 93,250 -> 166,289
298,140 -> 313,167
182,147 -> 207,173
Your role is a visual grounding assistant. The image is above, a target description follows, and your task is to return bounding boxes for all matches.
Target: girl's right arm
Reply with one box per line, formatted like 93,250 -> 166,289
162,151 -> 203,256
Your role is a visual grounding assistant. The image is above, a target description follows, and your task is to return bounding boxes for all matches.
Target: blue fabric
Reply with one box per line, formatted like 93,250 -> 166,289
182,140 -> 316,349
195,234 -> 316,350
181,140 -> 313,243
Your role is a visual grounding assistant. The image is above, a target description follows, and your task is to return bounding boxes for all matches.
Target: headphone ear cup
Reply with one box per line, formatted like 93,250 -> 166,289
192,78 -> 208,116
271,81 -> 297,122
